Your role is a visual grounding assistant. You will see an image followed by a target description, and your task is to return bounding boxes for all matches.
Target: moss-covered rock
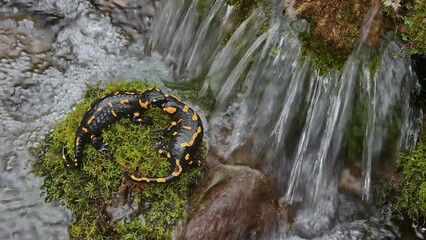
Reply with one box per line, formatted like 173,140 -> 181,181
388,0 -> 426,56
402,0 -> 426,55
294,0 -> 381,72
394,114 -> 426,221
32,81 -> 204,239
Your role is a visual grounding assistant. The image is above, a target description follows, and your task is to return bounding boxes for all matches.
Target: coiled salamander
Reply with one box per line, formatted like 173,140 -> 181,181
62,88 -> 167,170
125,94 -> 204,183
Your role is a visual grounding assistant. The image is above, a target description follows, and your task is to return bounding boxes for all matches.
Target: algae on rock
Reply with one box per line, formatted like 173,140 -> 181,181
32,81 -> 204,240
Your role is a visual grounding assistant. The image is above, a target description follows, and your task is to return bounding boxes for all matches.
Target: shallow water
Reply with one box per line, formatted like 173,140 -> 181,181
0,0 -> 422,239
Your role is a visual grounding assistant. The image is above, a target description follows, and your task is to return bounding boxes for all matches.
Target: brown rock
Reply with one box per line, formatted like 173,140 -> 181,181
177,163 -> 277,240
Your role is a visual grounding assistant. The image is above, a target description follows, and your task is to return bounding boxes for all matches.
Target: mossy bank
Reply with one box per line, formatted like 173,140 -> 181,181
31,81 -> 204,240
393,115 -> 426,222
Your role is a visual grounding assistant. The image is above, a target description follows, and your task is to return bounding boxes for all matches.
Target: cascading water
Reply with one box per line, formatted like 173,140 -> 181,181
149,0 -> 415,238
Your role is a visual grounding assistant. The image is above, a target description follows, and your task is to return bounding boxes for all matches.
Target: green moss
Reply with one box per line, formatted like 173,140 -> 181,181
223,0 -> 270,42
299,31 -> 348,74
32,81 -> 204,239
394,116 -> 426,221
402,0 -> 426,55
225,0 -> 257,25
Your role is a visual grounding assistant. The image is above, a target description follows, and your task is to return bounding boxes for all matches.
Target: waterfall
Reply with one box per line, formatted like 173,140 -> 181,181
149,0 -> 415,238
148,0 -> 236,79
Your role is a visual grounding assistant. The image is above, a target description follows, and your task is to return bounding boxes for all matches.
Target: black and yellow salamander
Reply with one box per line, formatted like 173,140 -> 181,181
125,94 -> 204,183
62,88 -> 167,170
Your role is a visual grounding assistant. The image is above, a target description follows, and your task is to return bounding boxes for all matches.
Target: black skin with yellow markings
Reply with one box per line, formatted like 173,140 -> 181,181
125,94 -> 204,183
62,88 -> 167,170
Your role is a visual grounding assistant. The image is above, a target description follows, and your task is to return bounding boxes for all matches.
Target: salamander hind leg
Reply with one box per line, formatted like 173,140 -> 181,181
152,123 -> 175,136
131,115 -> 153,126
90,135 -> 110,154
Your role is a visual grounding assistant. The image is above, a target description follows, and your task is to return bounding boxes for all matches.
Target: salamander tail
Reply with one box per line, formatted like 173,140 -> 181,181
124,170 -> 179,184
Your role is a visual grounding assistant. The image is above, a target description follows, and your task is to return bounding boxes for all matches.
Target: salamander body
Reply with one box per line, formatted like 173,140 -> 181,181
125,94 -> 204,183
62,88 -> 167,170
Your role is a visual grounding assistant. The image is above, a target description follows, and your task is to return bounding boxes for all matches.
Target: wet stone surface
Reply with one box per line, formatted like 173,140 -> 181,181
178,163 -> 278,239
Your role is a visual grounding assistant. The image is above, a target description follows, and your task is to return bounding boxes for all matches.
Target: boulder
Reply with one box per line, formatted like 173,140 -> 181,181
178,163 -> 278,239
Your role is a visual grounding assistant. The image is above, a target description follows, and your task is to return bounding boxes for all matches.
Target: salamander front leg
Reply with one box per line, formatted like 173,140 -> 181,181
154,141 -> 171,158
90,135 -> 110,154
62,145 -> 80,170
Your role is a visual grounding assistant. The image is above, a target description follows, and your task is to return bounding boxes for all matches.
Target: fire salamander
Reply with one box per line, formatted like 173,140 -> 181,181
62,88 -> 167,170
125,93 -> 204,183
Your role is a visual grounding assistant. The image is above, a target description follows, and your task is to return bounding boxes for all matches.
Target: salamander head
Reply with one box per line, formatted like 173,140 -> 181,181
144,88 -> 167,108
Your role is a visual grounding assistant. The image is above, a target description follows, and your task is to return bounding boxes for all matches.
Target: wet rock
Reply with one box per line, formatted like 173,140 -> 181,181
178,163 -> 277,240
276,200 -> 295,234
0,16 -> 57,58
106,201 -> 139,225
338,168 -> 363,196
92,0 -> 157,36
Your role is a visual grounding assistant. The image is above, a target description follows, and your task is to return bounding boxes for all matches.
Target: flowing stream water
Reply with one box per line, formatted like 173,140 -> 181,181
0,0 -> 421,239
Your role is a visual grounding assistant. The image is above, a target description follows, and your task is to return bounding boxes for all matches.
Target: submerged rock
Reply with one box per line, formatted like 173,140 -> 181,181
178,163 -> 277,239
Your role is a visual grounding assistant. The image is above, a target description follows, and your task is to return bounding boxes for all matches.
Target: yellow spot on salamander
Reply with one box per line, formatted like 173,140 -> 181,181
74,158 -> 78,162
192,112 -> 198,121
125,91 -> 135,95
183,126 -> 192,130
100,95 -> 106,98
87,115 -> 95,125
87,106 -> 91,111
97,107 -> 103,112
183,105 -> 189,112
82,127 -> 88,133
76,137 -> 80,146
185,153 -> 190,161
165,93 -> 170,97
111,110 -> 117,117
108,102 -> 113,108
114,92 -> 120,95
180,126 -> 202,148
171,121 -> 177,126
172,159 -> 183,176
158,149 -> 163,154
167,152 -> 171,159
163,107 -> 177,114
173,131 -> 178,136
171,95 -> 181,102
156,178 -> 166,183
120,99 -> 129,104
133,112 -> 140,117
74,163 -> 78,166
139,99 -> 148,109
